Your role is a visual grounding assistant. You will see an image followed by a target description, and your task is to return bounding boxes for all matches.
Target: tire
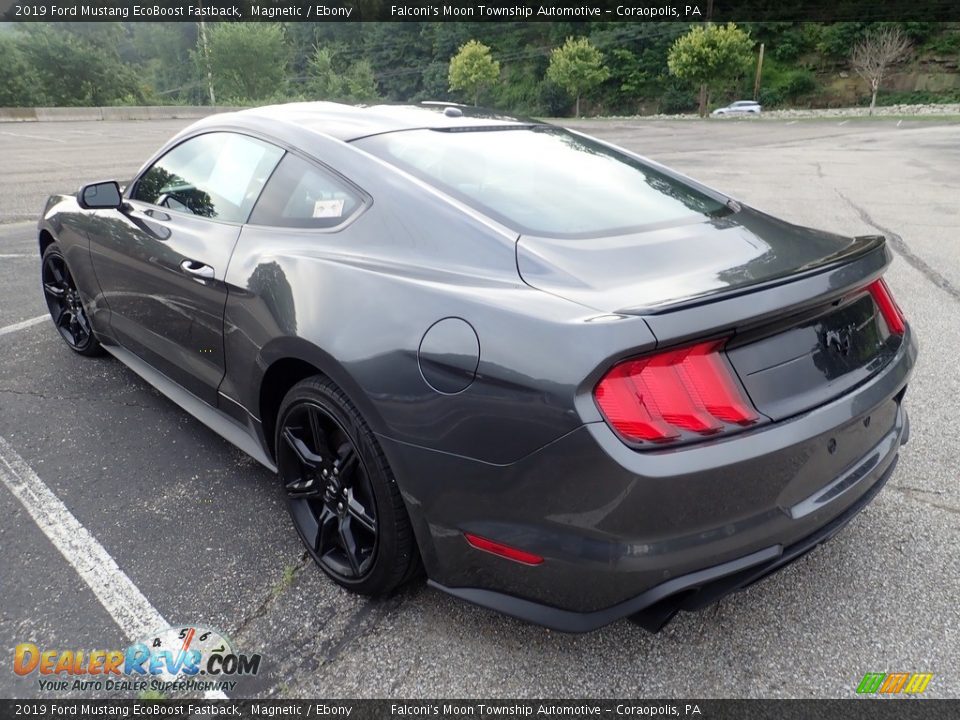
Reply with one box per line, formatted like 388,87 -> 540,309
40,242 -> 103,357
275,375 -> 421,595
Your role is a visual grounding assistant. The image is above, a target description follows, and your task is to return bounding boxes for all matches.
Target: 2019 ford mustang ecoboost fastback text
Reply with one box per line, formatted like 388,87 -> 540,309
37,103 -> 916,632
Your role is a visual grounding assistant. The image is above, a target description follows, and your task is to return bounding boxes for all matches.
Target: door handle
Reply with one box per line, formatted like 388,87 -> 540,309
180,259 -> 215,279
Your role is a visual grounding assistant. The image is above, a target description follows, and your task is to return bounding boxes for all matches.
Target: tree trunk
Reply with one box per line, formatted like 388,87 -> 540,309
198,21 -> 215,106
698,82 -> 707,118
474,88 -> 479,107
869,79 -> 878,115
575,94 -> 581,118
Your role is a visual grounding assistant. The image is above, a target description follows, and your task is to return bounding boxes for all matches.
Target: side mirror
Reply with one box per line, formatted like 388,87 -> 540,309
78,181 -> 123,210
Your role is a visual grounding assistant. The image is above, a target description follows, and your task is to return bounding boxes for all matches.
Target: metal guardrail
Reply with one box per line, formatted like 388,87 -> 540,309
0,106 -> 245,122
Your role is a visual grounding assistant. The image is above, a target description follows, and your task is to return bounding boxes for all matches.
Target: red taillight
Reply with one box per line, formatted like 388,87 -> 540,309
594,339 -> 760,446
464,533 -> 543,565
867,278 -> 906,336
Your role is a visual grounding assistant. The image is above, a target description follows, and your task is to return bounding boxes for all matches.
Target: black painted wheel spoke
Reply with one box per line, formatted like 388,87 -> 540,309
282,427 -> 324,469
74,309 -> 91,335
58,310 -> 81,345
317,505 -> 338,553
43,254 -> 94,351
56,309 -> 73,329
307,407 -> 327,452
43,282 -> 65,298
338,517 -> 363,576
49,263 -> 65,285
336,444 -> 359,485
285,476 -> 323,499
285,474 -> 311,491
280,401 -> 378,582
346,489 -> 376,534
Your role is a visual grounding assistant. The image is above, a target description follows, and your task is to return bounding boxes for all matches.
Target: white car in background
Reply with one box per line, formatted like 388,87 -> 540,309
712,100 -> 762,116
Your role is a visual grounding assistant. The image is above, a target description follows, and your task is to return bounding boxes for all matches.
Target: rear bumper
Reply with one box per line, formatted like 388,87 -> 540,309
385,326 -> 916,631
431,449 -> 899,632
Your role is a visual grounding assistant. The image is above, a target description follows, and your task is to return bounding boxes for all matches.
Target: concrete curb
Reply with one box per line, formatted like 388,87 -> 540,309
0,106 -> 246,123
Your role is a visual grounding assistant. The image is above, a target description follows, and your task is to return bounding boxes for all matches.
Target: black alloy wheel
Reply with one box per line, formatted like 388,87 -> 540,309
41,244 -> 102,356
276,376 -> 420,594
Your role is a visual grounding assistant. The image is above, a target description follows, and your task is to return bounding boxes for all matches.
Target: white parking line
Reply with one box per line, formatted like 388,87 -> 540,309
0,130 -> 66,144
0,434 -> 167,637
0,435 -> 227,699
0,315 -> 47,337
0,253 -> 32,258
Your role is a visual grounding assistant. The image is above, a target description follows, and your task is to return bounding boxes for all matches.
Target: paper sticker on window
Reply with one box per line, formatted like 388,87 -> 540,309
312,199 -> 345,219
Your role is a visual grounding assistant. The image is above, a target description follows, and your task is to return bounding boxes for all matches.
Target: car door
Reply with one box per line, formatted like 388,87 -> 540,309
87,132 -> 283,404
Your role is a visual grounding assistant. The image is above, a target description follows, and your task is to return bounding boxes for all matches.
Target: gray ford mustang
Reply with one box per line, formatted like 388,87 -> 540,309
37,103 -> 916,632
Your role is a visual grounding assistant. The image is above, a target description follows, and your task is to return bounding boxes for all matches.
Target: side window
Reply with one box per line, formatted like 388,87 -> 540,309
132,133 -> 283,224
248,153 -> 364,229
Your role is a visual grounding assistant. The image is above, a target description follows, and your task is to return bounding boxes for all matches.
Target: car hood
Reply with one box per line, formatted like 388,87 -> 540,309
516,205 -> 881,314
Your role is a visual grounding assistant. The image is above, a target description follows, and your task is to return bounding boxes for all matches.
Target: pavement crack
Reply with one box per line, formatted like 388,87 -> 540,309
316,587 -> 414,668
231,551 -> 311,638
278,584 -> 419,692
317,599 -> 382,667
838,190 -> 960,303
895,484 -> 945,496
891,485 -> 960,516
0,388 -> 54,400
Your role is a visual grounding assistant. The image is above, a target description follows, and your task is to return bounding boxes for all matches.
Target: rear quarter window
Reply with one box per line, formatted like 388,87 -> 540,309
247,153 -> 364,229
355,127 -> 729,237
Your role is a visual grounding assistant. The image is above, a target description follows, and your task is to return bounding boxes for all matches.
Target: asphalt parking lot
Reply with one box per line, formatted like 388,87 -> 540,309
1,115 -> 958,699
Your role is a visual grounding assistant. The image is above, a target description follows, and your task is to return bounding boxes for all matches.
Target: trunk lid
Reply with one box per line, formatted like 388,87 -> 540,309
725,288 -> 902,421
516,206 -> 882,314
519,205 -> 903,424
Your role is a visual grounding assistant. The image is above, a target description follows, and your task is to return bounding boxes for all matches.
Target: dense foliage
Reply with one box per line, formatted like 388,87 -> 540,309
0,21 -> 957,115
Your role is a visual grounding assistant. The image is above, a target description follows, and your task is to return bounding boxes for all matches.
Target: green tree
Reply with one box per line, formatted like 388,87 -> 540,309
448,39 -> 500,106
343,59 -> 379,103
306,45 -> 379,103
307,46 -> 341,99
129,24 -> 197,103
13,24 -> 144,106
363,22 -> 432,101
0,33 -> 43,106
667,22 -> 754,117
545,36 -> 610,117
204,23 -> 289,103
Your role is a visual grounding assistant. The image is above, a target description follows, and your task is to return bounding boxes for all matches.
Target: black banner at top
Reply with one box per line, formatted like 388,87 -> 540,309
3,0 -> 960,22
0,700 -> 957,720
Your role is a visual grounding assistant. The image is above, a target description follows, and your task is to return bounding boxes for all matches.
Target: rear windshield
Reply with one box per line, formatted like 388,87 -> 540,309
354,127 -> 730,237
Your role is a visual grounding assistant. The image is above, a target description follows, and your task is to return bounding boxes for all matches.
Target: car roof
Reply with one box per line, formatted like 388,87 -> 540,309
226,101 -> 541,142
